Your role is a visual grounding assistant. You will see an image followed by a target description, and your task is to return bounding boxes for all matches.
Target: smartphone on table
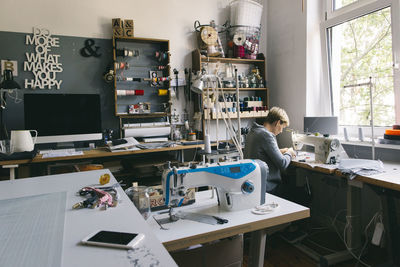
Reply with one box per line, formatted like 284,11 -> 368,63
81,230 -> 145,249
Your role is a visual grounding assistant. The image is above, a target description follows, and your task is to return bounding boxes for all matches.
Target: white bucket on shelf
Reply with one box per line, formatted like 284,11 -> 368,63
230,0 -> 263,28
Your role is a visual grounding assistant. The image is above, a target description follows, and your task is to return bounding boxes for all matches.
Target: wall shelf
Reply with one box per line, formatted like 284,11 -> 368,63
204,111 -> 269,120
117,112 -> 170,119
205,87 -> 268,91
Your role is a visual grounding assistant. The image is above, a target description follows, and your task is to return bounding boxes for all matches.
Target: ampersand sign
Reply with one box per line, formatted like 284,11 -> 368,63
80,39 -> 102,57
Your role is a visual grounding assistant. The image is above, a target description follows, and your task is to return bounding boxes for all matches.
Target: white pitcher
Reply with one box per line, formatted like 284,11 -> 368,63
10,130 -> 38,152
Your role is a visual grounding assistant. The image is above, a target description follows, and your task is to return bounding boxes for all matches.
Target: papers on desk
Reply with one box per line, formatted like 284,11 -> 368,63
0,192 -> 67,267
136,142 -> 176,149
338,158 -> 384,179
106,137 -> 141,152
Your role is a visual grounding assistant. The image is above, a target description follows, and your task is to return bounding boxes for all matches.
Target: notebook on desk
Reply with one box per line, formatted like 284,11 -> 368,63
41,150 -> 84,158
106,137 -> 140,152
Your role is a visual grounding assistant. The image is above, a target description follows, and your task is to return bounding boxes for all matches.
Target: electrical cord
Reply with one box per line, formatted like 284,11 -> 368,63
355,211 -> 383,267
213,77 -> 243,159
330,209 -> 373,267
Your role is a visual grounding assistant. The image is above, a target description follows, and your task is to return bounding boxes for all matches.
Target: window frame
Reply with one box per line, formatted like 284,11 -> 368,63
321,0 -> 400,135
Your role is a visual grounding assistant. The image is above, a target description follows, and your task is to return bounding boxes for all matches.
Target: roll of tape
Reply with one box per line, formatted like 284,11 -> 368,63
135,90 -> 144,95
117,90 -> 144,96
233,33 -> 246,46
158,89 -> 168,96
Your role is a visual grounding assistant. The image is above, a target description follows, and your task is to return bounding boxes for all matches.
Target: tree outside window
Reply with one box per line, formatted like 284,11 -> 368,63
329,6 -> 395,126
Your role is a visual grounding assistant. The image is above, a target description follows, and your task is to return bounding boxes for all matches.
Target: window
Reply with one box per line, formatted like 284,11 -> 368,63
333,0 -> 359,11
324,0 -> 400,132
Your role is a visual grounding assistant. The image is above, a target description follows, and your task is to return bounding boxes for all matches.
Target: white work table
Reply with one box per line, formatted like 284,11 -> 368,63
291,154 -> 400,190
148,190 -> 310,266
0,170 -> 177,267
291,154 -> 400,265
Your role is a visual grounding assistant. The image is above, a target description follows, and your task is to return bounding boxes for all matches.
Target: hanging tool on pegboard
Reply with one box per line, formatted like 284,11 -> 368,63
173,68 -> 179,100
184,68 -> 189,102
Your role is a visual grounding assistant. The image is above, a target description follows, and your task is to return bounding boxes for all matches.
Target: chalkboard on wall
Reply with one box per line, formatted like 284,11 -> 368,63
0,31 -> 119,136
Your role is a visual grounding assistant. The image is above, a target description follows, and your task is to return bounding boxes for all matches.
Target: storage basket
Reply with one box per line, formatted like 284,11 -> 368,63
229,0 -> 263,29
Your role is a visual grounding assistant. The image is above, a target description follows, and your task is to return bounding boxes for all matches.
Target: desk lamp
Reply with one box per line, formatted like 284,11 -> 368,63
191,71 -> 205,94
0,69 -> 21,140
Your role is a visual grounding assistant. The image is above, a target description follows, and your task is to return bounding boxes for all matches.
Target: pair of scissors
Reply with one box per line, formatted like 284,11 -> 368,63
212,215 -> 228,224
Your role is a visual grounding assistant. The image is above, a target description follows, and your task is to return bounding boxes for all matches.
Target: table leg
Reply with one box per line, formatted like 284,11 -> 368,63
346,181 -> 362,250
248,229 -> 267,267
2,164 -> 18,180
371,186 -> 400,265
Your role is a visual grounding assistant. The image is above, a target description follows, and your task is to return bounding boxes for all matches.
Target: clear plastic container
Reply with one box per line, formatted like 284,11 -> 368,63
125,186 -> 151,220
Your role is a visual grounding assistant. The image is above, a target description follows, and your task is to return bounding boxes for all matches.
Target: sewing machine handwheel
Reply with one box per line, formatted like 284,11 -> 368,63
241,180 -> 255,194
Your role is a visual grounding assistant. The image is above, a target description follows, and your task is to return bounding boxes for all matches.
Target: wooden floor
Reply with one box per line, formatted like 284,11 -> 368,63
243,234 -> 357,267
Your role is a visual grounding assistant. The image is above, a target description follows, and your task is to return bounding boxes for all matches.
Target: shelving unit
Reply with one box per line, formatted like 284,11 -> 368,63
192,49 -> 269,128
112,37 -> 171,138
112,36 -> 171,118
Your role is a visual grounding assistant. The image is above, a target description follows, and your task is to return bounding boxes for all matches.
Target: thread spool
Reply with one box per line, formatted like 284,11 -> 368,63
233,33 -> 246,46
204,134 -> 211,154
158,89 -> 168,96
155,51 -> 168,62
245,53 -> 257,59
234,45 -> 245,58
115,62 -> 129,70
135,90 -> 144,95
117,90 -> 144,96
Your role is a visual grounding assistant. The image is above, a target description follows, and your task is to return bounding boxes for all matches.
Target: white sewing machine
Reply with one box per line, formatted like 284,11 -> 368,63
162,159 -> 267,211
292,133 -> 343,164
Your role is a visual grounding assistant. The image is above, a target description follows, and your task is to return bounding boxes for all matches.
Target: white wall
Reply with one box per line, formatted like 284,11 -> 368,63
0,0 -> 266,73
267,0 -> 329,143
306,0 -> 331,116
267,0 -> 307,133
0,0 -> 267,124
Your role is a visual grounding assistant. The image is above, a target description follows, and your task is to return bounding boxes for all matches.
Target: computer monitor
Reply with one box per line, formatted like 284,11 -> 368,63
24,94 -> 102,144
304,116 -> 338,135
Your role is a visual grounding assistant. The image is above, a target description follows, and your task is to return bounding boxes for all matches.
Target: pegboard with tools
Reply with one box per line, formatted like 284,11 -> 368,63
112,36 -> 171,117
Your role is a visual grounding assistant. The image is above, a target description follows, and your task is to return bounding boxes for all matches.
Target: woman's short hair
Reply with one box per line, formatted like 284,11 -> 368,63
255,106 -> 290,126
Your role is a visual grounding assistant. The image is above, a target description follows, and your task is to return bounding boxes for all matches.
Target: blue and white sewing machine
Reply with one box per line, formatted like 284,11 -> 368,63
162,159 -> 267,211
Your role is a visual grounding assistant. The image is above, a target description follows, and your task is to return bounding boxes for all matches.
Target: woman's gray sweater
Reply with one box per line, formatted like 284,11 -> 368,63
244,122 -> 292,192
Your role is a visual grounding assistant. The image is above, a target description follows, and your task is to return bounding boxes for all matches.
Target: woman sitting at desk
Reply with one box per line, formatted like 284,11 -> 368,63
244,106 -> 295,195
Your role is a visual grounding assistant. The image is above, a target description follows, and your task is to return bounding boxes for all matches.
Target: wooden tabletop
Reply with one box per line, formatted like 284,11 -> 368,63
149,190 -> 310,252
0,143 -> 206,166
291,154 -> 400,191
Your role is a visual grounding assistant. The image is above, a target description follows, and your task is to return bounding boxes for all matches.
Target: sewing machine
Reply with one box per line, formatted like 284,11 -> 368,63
162,159 -> 267,211
292,133 -> 343,164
